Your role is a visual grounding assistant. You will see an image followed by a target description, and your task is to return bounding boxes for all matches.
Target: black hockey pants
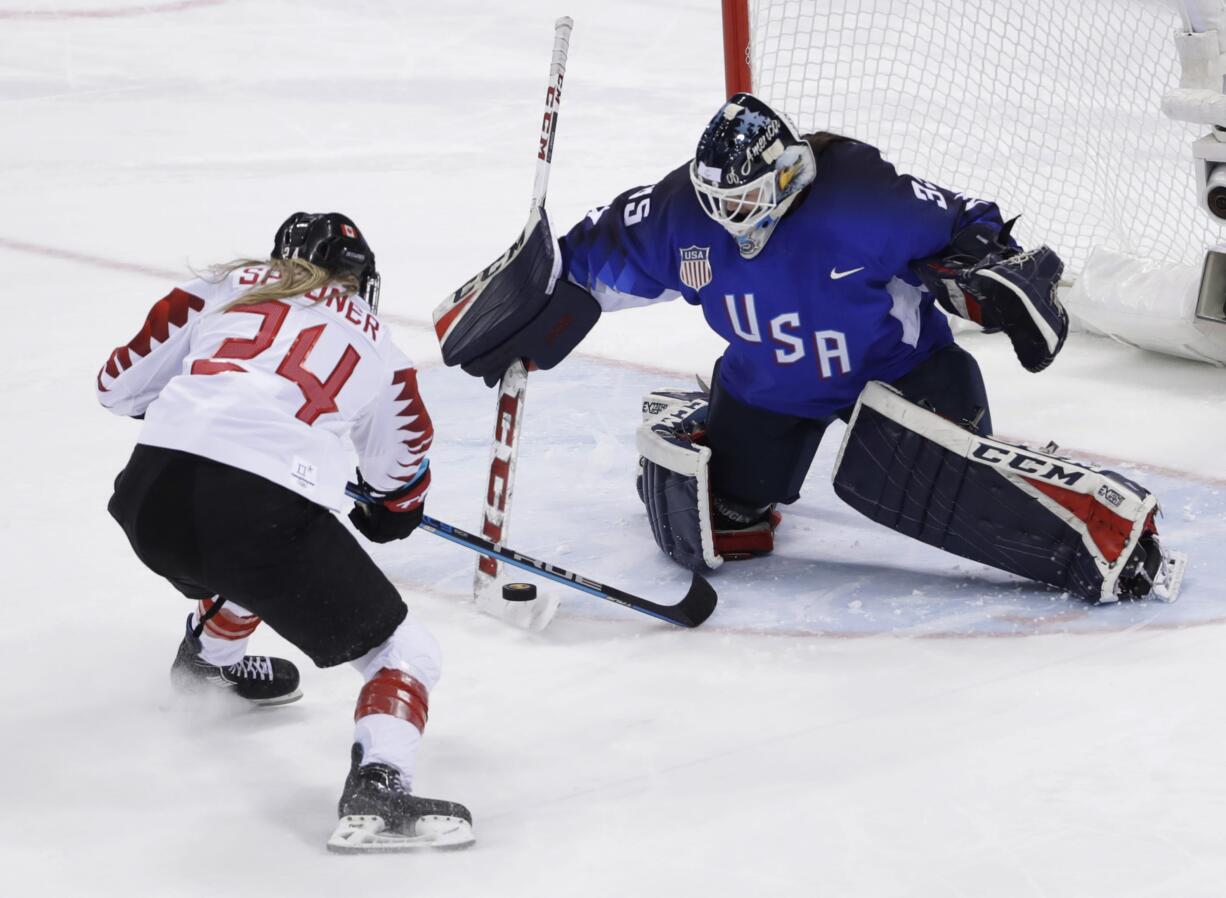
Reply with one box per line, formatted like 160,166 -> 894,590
705,342 -> 992,508
107,444 -> 407,667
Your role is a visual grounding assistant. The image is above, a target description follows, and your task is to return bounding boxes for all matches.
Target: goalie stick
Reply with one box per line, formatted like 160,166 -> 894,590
346,484 -> 718,628
466,17 -> 571,629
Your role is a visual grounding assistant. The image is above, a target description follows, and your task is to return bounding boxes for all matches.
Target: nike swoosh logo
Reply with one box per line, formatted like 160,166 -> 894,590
830,266 -> 865,280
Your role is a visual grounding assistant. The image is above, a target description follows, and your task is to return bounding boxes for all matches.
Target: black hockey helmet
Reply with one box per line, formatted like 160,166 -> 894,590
272,212 -> 381,310
689,93 -> 816,258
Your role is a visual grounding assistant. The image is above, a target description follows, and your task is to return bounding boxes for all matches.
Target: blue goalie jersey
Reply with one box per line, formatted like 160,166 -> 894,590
558,138 -> 1009,418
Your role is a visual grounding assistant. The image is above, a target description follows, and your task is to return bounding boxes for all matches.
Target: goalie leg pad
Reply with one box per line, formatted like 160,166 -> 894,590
833,382 -> 1168,602
636,394 -> 722,572
637,388 -> 787,569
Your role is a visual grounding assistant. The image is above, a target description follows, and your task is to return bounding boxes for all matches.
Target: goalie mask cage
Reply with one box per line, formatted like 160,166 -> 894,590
721,0 -> 1225,281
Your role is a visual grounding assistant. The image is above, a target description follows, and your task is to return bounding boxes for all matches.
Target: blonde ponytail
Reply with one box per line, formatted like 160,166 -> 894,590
209,258 -> 360,308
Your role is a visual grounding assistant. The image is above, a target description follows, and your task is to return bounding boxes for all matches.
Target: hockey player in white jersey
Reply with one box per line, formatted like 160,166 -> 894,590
99,213 -> 472,851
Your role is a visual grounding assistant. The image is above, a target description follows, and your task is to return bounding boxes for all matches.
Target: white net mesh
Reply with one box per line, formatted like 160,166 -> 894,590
747,0 -> 1225,277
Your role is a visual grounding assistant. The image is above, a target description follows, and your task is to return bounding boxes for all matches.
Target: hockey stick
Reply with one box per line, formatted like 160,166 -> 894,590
346,484 -> 718,628
468,18 -> 573,629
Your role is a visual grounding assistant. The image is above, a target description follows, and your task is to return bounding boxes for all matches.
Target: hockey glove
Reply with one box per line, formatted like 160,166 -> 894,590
960,246 -> 1068,373
913,219 -> 1019,326
348,464 -> 430,544
432,206 -> 602,387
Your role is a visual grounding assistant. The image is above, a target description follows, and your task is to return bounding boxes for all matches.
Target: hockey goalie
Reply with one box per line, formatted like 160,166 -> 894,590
438,92 -> 1186,604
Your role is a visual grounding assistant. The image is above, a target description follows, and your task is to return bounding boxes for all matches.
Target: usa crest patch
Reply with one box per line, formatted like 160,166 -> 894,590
679,246 -> 712,291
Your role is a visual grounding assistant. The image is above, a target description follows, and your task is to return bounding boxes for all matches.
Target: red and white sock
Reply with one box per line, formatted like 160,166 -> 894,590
353,669 -> 428,789
193,596 -> 261,668
350,617 -> 442,789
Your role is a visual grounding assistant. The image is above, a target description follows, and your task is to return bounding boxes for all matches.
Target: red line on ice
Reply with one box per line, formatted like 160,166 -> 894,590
0,0 -> 223,20
2,232 -> 1220,487
0,236 -> 180,280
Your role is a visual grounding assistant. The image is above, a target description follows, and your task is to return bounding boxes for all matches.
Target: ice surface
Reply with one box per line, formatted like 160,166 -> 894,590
2,1 -> 1226,895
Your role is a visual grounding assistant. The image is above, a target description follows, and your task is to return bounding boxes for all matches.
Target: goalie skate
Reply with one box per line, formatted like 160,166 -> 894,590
1113,529 -> 1187,604
1139,548 -> 1188,604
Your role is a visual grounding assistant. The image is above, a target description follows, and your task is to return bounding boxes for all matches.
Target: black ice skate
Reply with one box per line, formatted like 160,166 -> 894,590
170,615 -> 302,706
1115,532 -> 1187,603
711,495 -> 782,560
327,744 -> 474,852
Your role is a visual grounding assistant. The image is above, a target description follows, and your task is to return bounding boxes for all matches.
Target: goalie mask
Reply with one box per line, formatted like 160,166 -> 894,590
689,93 -> 816,259
272,212 -> 382,311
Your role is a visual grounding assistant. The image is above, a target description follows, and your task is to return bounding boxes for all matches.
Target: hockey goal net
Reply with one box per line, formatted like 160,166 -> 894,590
724,0 -> 1224,280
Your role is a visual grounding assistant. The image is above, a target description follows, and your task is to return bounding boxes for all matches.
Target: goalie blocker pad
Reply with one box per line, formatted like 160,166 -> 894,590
833,382 -> 1173,603
432,206 -> 601,386
635,392 -> 723,573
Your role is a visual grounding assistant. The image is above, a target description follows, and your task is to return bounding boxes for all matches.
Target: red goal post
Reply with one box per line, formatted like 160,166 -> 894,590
721,0 -> 752,97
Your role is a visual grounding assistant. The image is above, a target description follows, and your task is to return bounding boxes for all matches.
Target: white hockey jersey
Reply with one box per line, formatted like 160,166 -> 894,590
97,265 -> 432,511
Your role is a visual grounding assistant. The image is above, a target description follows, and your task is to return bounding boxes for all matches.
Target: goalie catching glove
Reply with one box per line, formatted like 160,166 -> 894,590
915,220 -> 1068,373
432,206 -> 602,386
635,390 -> 780,572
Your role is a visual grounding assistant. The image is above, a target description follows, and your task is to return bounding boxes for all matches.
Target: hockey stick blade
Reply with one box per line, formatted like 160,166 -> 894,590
345,484 -> 717,628
421,517 -> 717,628
599,571 -> 718,629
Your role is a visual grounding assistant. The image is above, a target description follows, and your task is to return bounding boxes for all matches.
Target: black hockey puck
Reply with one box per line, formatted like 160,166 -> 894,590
502,582 -> 537,602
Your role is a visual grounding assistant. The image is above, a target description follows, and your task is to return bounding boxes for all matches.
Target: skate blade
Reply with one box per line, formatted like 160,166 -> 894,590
166,680 -> 303,709
248,687 -> 303,707
1151,551 -> 1188,604
326,814 -> 475,853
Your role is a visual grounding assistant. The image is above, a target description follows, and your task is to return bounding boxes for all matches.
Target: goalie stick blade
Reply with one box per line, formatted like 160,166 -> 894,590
475,581 -> 561,632
472,359 -> 529,597
326,814 -> 475,853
